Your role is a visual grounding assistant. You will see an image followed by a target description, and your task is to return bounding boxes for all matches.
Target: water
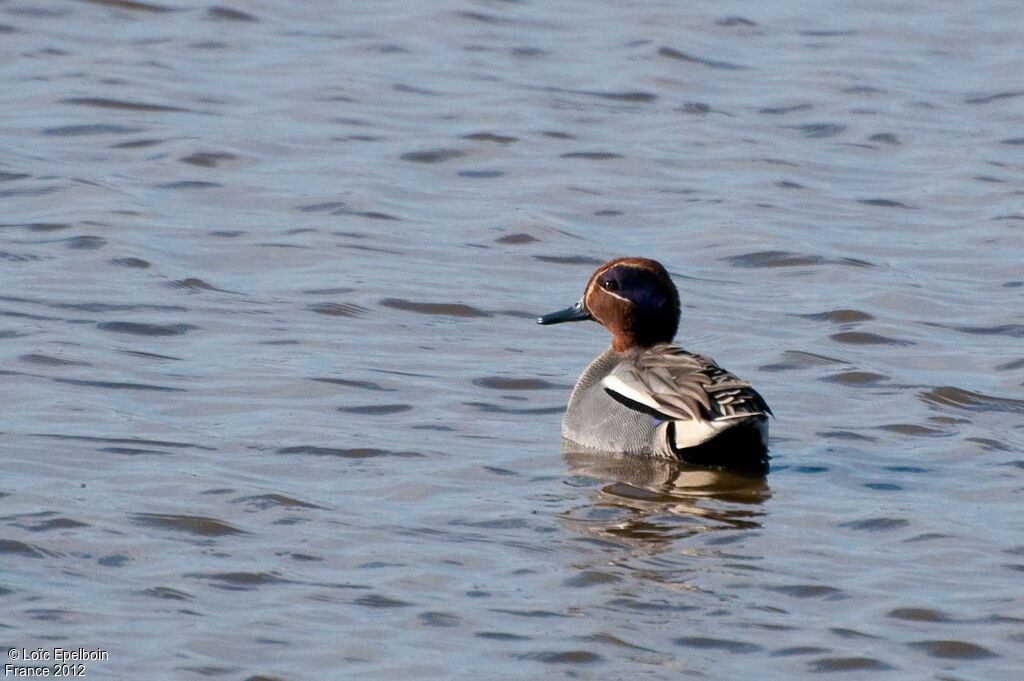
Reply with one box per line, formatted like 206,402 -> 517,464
2,0 -> 1022,678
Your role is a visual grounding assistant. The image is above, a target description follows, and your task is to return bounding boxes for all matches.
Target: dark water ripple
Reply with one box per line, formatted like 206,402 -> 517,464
761,350 -> 849,371
207,6 -> 259,23
379,298 -> 493,317
53,377 -> 186,392
337,404 -> 412,415
60,97 -> 191,113
276,446 -> 422,458
186,571 -> 292,590
97,322 -> 197,336
310,377 -> 397,391
179,152 -> 238,168
658,46 -> 747,70
130,514 -> 245,537
232,493 -> 326,511
807,656 -> 895,672
724,250 -> 874,269
830,331 -> 914,346
909,639 -> 997,660
920,386 -> 1024,414
887,607 -> 957,623
42,124 -> 145,136
473,376 -> 562,390
799,309 -> 875,323
0,539 -> 53,558
308,301 -> 369,317
400,148 -> 466,164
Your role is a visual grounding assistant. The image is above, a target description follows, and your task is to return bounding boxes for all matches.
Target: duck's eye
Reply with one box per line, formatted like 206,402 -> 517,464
600,279 -> 619,292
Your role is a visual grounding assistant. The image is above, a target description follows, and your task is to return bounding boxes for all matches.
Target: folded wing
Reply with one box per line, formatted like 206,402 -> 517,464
602,343 -> 772,424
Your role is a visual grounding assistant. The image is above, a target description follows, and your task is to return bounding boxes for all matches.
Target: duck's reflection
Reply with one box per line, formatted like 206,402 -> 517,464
559,444 -> 770,549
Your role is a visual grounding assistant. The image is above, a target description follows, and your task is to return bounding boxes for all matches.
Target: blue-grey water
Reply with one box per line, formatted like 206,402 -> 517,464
2,1 -> 1023,679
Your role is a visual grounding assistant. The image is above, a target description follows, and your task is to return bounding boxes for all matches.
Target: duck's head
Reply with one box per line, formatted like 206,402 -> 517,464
538,257 -> 680,352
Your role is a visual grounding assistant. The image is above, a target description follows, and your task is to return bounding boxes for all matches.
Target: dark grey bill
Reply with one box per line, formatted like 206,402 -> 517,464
537,299 -> 592,325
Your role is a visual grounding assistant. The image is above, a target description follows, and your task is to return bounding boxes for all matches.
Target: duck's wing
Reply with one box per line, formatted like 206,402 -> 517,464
602,344 -> 772,423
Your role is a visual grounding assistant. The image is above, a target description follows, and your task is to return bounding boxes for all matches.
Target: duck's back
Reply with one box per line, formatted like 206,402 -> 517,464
561,345 -> 771,472
561,348 -> 655,453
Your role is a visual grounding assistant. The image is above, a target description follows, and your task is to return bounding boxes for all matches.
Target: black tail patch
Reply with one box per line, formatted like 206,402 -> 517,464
668,420 -> 769,476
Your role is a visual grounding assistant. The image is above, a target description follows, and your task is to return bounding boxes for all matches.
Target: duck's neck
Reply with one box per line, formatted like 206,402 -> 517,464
611,334 -> 673,353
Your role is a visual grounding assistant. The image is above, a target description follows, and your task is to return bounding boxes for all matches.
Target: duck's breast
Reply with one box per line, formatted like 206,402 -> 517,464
561,349 -> 655,454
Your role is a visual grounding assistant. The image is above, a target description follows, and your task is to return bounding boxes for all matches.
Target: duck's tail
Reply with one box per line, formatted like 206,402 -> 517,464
654,417 -> 770,475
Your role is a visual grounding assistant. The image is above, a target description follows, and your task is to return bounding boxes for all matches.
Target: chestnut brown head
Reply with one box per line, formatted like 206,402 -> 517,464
538,257 -> 680,352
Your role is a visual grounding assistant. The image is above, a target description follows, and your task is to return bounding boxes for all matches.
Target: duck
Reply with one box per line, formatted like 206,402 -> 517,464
538,257 -> 772,474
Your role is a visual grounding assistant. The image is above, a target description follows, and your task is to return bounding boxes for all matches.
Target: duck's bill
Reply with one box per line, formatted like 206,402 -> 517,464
537,299 -> 592,325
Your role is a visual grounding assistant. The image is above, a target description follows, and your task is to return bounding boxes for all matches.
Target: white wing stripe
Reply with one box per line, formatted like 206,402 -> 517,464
602,375 -> 662,413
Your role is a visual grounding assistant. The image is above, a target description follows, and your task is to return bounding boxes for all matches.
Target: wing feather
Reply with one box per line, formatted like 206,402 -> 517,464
603,343 -> 771,424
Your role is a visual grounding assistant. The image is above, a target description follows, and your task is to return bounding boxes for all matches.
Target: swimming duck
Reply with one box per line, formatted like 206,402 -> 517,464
538,257 -> 771,473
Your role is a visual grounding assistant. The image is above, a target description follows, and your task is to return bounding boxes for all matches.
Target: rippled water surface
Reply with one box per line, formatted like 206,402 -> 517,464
3,1 -> 1023,679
